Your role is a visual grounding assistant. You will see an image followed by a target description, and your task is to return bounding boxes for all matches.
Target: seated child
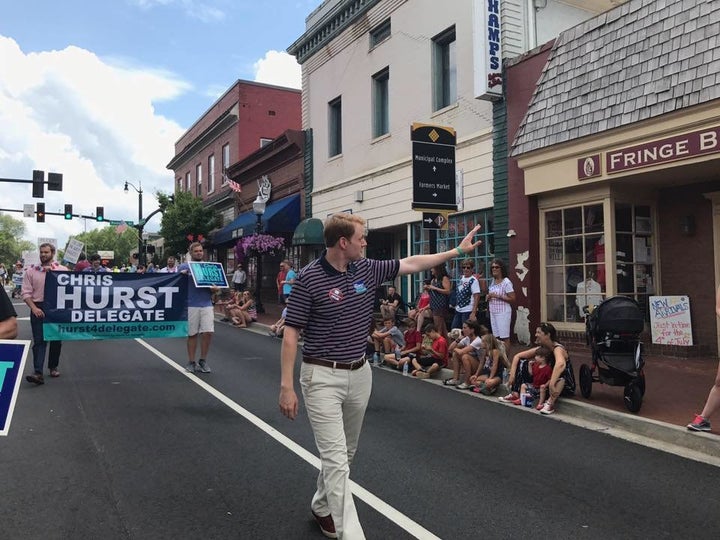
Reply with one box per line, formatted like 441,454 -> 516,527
470,333 -> 509,395
412,324 -> 448,379
407,280 -> 432,332
371,317 -> 405,364
444,320 -> 485,389
513,346 -> 553,409
384,323 -> 422,370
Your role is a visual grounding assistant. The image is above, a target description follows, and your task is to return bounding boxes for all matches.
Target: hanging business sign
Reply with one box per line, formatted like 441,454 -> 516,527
411,123 -> 457,211
473,0 -> 503,101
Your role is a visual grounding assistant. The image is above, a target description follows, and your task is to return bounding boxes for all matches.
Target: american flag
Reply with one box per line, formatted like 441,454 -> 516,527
223,169 -> 242,193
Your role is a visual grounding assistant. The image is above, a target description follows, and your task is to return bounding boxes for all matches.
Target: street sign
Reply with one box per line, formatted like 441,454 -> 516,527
411,123 -> 457,211
422,212 -> 449,230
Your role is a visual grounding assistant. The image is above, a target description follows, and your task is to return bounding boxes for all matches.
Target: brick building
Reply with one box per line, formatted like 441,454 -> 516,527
508,0 -> 720,358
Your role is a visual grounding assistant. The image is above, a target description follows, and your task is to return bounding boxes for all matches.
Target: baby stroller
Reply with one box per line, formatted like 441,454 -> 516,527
581,296 -> 646,413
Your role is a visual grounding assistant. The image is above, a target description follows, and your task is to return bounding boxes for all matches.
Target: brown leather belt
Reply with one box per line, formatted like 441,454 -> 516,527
302,355 -> 366,370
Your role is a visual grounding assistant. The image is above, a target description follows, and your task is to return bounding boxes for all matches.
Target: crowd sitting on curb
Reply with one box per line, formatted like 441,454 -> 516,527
500,322 -> 576,415
411,324 -> 448,379
383,322 -> 422,370
443,319 -> 486,389
231,291 -> 258,328
371,317 -> 405,363
468,333 -> 509,395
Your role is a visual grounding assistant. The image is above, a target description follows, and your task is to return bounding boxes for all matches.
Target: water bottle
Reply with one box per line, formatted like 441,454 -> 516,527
402,362 -> 409,376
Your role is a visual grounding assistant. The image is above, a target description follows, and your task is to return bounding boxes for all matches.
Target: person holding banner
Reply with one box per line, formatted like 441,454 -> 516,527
179,242 -> 217,374
22,243 -> 68,384
0,286 -> 18,339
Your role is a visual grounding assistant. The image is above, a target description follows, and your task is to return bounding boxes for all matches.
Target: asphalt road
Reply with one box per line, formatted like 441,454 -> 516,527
3,303 -> 720,539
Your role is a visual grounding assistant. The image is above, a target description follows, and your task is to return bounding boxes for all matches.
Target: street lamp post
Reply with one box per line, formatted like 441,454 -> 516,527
253,200 -> 266,314
124,181 -> 143,268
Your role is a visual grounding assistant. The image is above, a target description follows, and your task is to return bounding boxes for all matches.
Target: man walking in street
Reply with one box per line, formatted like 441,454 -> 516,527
22,243 -> 68,384
279,213 -> 482,539
178,242 -> 217,374
159,256 -> 179,273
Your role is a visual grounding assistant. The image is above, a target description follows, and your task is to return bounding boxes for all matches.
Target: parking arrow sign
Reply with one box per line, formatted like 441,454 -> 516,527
422,212 -> 448,230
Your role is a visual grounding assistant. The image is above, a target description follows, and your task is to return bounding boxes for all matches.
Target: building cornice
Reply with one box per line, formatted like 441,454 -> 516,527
287,0 -> 381,64
166,104 -> 238,171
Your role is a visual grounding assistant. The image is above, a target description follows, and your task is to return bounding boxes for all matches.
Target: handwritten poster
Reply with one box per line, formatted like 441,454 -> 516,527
649,295 -> 693,346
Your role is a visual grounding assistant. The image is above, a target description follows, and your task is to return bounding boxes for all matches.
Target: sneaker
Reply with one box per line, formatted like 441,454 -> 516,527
480,385 -> 497,396
197,359 -> 211,373
312,511 -> 337,539
498,393 -> 517,402
540,401 -> 555,415
536,401 -> 546,411
457,382 -> 470,390
25,373 -> 44,385
443,378 -> 460,386
687,414 -> 711,432
185,362 -> 197,373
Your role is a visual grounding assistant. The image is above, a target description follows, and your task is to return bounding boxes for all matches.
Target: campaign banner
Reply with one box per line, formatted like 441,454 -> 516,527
42,272 -> 188,341
0,340 -> 31,436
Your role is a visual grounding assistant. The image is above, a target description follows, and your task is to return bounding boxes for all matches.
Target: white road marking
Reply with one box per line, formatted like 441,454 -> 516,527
136,338 -> 441,540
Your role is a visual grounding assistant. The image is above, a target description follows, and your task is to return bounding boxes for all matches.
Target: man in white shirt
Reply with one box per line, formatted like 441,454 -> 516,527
159,256 -> 179,273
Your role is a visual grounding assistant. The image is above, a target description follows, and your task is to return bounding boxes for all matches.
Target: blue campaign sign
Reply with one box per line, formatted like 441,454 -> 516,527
188,262 -> 229,288
42,272 -> 188,340
0,340 -> 31,436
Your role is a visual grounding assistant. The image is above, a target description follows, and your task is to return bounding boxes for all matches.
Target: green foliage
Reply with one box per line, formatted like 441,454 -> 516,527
0,213 -> 35,263
71,225 -> 140,266
158,191 -> 220,258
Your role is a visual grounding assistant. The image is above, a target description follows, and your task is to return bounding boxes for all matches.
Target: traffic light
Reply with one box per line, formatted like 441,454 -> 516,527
48,172 -> 63,191
36,202 -> 45,223
96,206 -> 104,222
64,204 -> 73,220
32,170 -> 44,198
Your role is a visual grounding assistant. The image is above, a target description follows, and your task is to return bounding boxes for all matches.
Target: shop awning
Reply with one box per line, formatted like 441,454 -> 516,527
213,194 -> 300,245
292,217 -> 325,246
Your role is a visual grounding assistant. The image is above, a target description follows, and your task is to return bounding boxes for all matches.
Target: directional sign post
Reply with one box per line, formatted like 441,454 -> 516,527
422,212 -> 449,230
411,123 -> 457,211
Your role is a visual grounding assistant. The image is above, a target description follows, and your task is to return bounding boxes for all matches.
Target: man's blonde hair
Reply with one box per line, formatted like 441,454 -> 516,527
324,213 -> 366,248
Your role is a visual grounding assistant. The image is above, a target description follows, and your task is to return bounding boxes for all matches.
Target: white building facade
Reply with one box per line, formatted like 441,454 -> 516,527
289,0 -> 626,300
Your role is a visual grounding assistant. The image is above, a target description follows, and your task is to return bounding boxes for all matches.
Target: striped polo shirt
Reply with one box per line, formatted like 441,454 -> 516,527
285,253 -> 399,363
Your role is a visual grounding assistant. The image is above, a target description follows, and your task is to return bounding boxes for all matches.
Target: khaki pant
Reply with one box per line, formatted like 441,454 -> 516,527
300,360 -> 372,540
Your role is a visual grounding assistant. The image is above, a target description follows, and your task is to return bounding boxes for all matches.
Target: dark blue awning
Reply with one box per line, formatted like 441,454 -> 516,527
213,194 -> 301,245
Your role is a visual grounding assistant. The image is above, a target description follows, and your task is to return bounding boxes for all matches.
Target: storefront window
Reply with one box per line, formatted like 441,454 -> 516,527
545,204 -> 605,323
410,209 -> 494,303
615,203 -> 654,320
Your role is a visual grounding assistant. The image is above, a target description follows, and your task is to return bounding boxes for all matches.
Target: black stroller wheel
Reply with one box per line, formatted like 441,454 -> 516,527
624,383 -> 643,413
579,364 -> 593,399
637,371 -> 646,396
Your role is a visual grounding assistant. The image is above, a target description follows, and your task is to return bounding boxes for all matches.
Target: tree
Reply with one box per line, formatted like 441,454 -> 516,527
0,213 -> 36,263
71,225 -> 139,266
158,191 -> 220,258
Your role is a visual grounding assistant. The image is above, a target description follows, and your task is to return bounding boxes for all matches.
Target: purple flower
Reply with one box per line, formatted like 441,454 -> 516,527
235,234 -> 285,259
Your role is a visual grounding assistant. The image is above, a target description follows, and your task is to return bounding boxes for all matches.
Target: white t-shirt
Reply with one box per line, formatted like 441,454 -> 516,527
455,276 -> 482,313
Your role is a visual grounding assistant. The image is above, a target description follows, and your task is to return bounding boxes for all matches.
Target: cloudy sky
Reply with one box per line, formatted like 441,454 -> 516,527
0,0 -> 317,252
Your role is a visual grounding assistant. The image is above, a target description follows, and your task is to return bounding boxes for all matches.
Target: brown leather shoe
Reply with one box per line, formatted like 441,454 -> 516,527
311,511 -> 337,539
26,373 -> 44,385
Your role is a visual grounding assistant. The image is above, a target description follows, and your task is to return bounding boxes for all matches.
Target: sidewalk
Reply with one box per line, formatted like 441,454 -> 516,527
222,303 -> 720,462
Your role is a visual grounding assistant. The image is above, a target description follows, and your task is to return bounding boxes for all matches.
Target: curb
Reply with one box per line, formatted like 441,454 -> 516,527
227,318 -> 719,463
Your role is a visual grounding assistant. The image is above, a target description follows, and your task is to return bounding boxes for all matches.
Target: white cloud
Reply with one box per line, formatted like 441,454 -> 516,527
0,35 -> 187,250
253,50 -> 301,89
128,0 -> 225,22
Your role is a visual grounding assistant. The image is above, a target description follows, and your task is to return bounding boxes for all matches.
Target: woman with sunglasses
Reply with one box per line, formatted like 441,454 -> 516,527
487,258 -> 515,355
450,259 -> 482,331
